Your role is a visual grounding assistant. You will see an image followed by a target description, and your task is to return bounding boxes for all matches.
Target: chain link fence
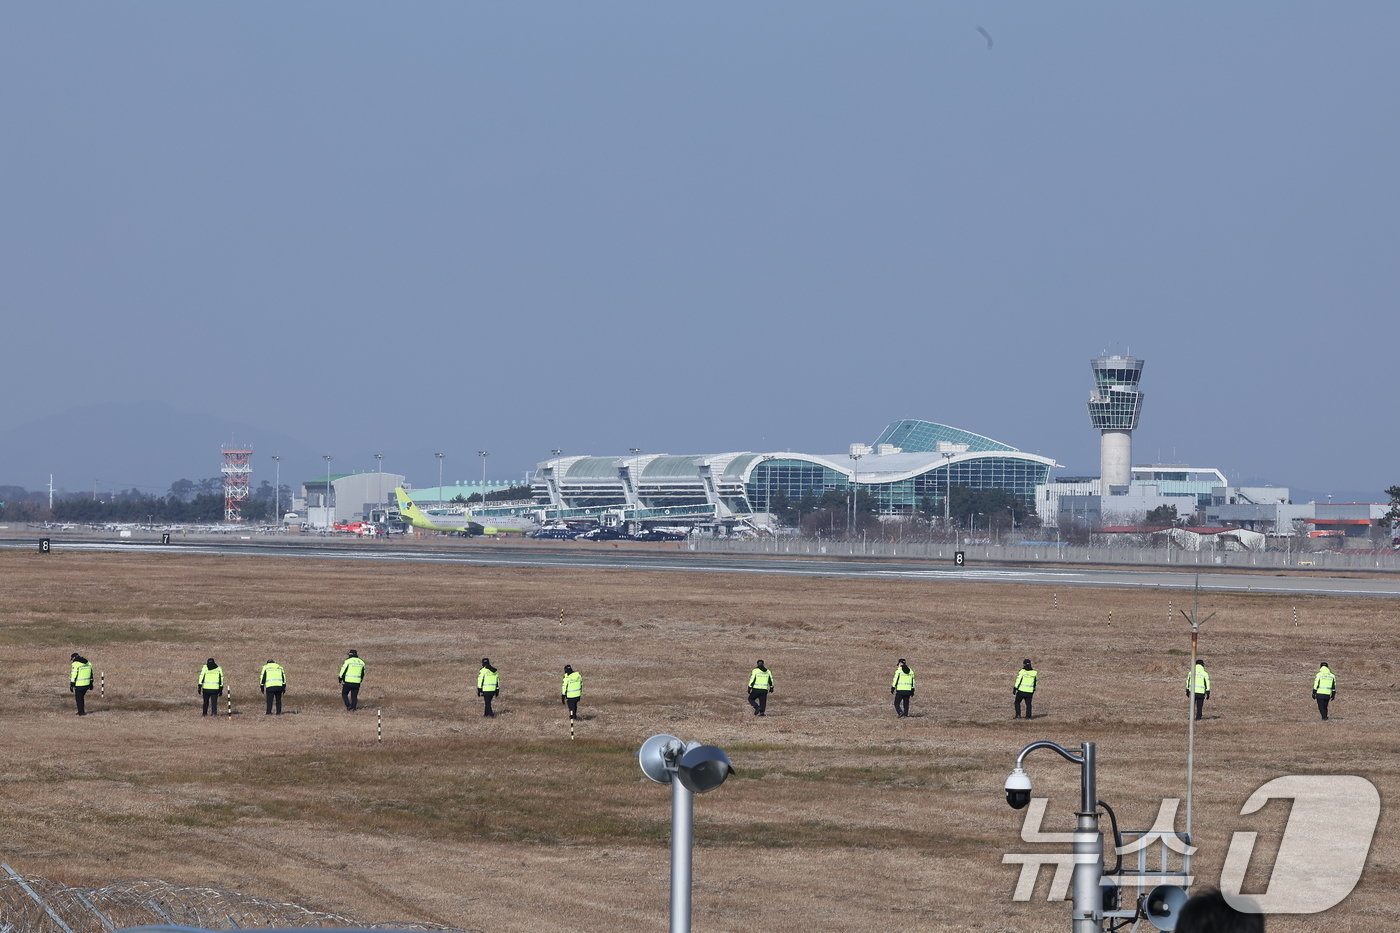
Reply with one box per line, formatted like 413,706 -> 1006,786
690,535 -> 1400,573
0,866 -> 472,933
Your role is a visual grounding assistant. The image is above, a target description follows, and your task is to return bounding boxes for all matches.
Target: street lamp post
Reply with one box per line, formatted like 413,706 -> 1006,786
849,452 -> 863,537
322,455 -> 333,529
942,451 -> 955,532
271,456 -> 281,525
435,453 -> 445,505
477,450 -> 489,504
374,453 -> 384,518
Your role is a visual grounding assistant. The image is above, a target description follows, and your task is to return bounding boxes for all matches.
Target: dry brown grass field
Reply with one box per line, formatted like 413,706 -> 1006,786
0,545 -> 1396,932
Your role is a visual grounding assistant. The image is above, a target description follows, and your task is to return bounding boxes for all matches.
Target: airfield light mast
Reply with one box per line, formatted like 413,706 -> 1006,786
221,446 -> 253,522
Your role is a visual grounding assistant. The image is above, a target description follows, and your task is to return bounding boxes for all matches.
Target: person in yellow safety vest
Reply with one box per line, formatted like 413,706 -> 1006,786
69,653 -> 94,717
260,659 -> 287,715
339,649 -> 366,711
1312,662 -> 1338,721
477,658 -> 500,717
890,659 -> 916,718
1187,659 -> 1211,721
560,665 -> 583,720
199,658 -> 224,717
1013,658 -> 1039,720
747,660 -> 774,716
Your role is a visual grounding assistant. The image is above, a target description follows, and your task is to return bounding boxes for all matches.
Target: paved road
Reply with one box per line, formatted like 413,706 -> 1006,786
10,535 -> 1400,599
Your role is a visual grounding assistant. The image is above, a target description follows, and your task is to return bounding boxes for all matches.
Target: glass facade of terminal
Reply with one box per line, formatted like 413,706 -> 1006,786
747,456 -> 1050,513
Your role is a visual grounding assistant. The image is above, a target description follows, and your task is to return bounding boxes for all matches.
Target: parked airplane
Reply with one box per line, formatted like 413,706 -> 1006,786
393,487 -> 535,537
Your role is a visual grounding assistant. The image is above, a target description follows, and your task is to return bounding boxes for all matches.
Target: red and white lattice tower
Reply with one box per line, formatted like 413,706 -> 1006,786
221,446 -> 253,522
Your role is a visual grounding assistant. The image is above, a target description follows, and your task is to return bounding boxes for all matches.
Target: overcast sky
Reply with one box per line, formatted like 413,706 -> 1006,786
3,3 -> 1397,497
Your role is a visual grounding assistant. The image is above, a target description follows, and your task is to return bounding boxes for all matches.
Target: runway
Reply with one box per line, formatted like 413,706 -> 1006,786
10,534 -> 1400,599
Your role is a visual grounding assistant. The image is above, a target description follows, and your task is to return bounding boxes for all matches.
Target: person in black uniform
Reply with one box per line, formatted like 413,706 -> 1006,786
69,653 -> 94,716
747,660 -> 774,716
477,658 -> 500,717
199,658 -> 224,717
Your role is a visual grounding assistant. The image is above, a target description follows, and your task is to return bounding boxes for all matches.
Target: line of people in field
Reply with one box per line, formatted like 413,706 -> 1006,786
65,653 -> 1340,722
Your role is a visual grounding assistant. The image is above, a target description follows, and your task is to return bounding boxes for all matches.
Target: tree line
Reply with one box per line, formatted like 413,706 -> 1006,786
0,478 -> 291,524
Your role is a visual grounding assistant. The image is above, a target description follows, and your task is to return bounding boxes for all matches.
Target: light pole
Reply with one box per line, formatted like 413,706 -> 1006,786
551,448 -> 563,458
322,455 -> 333,529
942,451 -> 954,531
639,734 -> 735,933
435,453 -> 445,505
271,456 -> 281,525
477,450 -> 489,505
1005,741 -> 1102,933
374,453 -> 384,518
849,451 -> 863,536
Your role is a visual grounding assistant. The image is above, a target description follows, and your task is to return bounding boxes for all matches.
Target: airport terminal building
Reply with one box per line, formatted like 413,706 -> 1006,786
498,420 -> 1058,532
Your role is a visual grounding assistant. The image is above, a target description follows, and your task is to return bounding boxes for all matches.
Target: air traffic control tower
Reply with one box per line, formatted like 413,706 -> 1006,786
1087,355 -> 1144,493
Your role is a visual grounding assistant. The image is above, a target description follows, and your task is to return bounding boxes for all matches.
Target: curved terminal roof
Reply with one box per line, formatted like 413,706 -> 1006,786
874,420 -> 1017,453
641,455 -> 706,479
531,421 -> 1060,520
754,449 -> 1055,484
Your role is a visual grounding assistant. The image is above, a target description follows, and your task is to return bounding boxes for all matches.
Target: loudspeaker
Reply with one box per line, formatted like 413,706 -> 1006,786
1143,884 -> 1189,931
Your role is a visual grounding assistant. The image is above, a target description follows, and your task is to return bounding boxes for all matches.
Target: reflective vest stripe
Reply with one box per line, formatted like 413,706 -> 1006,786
749,670 -> 772,689
71,662 -> 93,687
478,669 -> 499,690
340,658 -> 365,683
200,667 -> 223,689
892,670 -> 915,690
1015,670 -> 1038,692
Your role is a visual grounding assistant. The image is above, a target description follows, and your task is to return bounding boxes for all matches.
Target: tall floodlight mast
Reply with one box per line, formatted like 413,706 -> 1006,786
1087,355 -> 1144,492
221,447 -> 253,522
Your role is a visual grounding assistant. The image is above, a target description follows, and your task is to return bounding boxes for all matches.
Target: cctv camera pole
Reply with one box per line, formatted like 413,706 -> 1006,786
670,773 -> 695,933
1013,740 -> 1102,933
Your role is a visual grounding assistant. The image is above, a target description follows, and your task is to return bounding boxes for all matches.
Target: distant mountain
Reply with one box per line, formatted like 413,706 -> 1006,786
0,401 -> 320,496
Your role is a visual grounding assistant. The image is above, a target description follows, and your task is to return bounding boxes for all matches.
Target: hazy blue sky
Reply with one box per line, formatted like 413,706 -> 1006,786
3,3 -> 1397,498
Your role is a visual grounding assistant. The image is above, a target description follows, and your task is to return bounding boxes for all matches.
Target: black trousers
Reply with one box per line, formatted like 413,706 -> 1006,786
73,685 -> 90,715
1316,694 -> 1332,720
481,689 -> 497,716
1192,692 -> 1206,720
342,681 -> 361,710
202,688 -> 221,716
265,686 -> 284,714
748,688 -> 769,715
893,690 -> 912,717
565,696 -> 580,719
1015,690 -> 1034,719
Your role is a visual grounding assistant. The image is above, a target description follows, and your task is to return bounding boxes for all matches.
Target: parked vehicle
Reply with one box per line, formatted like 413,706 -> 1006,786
532,527 -> 581,540
631,529 -> 686,542
576,526 -> 630,541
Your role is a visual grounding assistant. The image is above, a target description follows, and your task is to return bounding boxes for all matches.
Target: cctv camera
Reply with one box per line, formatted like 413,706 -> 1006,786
1005,767 -> 1032,809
